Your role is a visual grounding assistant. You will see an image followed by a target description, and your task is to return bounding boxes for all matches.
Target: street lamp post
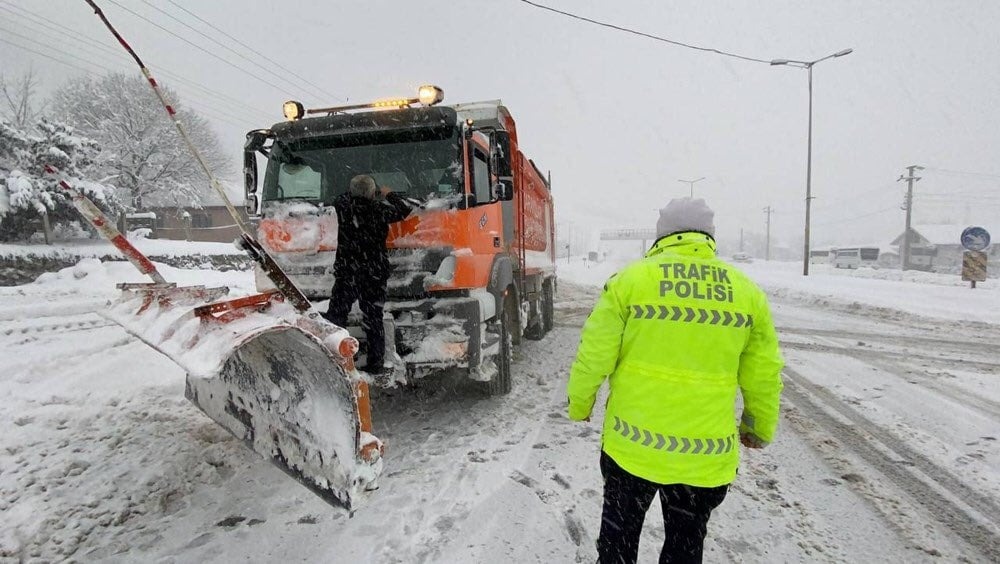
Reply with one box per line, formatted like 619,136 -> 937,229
771,48 -> 853,276
678,177 -> 706,198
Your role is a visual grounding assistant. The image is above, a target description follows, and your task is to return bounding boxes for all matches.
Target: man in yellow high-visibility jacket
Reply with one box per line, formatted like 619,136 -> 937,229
568,198 -> 784,564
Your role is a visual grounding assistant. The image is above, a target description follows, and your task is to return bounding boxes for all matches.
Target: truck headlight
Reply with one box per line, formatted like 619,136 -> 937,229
283,100 -> 304,120
418,85 -> 444,106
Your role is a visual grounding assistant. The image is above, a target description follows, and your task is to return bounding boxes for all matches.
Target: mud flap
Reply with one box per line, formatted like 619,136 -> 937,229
102,286 -> 383,511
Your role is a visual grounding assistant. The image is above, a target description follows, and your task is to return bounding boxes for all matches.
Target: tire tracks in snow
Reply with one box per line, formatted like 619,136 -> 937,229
783,366 -> 1000,560
848,350 -> 1000,422
0,298 -> 111,323
778,333 -> 1000,421
6,330 -> 136,380
780,340 -> 1000,373
777,326 -> 997,354
1,317 -> 116,345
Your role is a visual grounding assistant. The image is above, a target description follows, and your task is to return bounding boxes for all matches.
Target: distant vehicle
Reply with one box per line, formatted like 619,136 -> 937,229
809,248 -> 834,264
833,246 -> 879,269
732,252 -> 753,263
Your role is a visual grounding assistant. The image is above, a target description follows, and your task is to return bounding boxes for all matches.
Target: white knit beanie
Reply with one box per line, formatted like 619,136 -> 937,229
656,198 -> 716,239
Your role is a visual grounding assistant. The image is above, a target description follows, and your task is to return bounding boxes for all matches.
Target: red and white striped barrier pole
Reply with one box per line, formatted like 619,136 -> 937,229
44,164 -> 167,284
83,0 -> 313,313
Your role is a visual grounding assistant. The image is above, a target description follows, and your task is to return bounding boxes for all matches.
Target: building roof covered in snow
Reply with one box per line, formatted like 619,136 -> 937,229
891,224 -> 997,247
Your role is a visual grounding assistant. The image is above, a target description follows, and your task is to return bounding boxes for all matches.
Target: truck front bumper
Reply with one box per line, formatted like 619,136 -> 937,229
387,296 -> 484,379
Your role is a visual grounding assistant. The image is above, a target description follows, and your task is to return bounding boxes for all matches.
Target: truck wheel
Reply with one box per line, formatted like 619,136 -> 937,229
485,296 -> 513,396
542,280 -> 554,333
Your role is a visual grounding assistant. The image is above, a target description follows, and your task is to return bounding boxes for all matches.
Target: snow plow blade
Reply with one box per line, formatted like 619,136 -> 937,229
102,285 -> 383,511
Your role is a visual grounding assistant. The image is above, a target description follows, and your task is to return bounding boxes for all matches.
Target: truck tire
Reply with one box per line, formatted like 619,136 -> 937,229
484,296 -> 513,396
542,280 -> 554,333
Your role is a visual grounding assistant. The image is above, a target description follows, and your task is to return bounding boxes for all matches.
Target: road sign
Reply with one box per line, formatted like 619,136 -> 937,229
962,250 -> 987,287
960,226 -> 991,252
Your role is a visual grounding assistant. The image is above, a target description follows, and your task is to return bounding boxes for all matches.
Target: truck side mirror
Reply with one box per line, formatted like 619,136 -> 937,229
244,150 -> 258,197
246,194 -> 259,216
244,130 -> 271,200
492,130 -> 512,178
494,179 -> 514,202
245,129 -> 270,152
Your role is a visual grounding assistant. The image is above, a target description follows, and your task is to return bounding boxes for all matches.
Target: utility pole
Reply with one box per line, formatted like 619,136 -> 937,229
897,165 -> 923,271
678,177 -> 705,198
763,206 -> 773,261
566,221 -> 572,264
739,228 -> 745,252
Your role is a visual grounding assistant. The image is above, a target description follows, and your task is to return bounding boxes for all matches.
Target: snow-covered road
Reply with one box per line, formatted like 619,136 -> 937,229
1,263 -> 998,562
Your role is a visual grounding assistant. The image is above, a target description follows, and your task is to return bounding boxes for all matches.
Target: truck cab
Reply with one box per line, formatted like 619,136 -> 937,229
243,88 -> 556,393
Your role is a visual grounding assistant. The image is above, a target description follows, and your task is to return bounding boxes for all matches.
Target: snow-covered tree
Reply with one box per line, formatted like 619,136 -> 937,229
0,118 -> 118,242
50,73 -> 232,211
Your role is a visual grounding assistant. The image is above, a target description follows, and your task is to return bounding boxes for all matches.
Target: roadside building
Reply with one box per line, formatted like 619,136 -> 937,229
890,224 -> 998,272
139,184 -> 248,244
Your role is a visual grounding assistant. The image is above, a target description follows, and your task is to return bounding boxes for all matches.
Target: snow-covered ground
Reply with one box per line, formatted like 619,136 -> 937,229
0,238 -> 244,259
562,256 -> 1000,325
2,254 -> 999,562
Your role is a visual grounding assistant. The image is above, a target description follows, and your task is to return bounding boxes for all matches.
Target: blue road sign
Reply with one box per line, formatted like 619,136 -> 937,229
961,226 -> 991,251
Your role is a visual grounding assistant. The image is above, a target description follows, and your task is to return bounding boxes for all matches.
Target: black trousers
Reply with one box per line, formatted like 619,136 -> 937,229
598,451 -> 728,564
326,272 -> 388,369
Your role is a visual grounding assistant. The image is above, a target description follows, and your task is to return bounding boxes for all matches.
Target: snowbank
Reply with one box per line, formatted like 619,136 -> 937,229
558,256 -> 1000,326
25,258 -> 255,297
0,239 -> 245,259
744,261 -> 1000,325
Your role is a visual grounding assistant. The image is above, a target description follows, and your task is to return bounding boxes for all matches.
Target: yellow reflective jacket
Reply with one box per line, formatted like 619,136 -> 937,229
567,232 -> 783,487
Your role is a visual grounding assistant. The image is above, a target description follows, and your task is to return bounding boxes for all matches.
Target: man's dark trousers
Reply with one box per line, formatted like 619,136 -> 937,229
326,271 -> 388,370
597,451 -> 728,564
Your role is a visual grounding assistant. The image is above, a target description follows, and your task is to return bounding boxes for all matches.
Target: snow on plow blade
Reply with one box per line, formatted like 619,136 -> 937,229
102,284 -> 383,511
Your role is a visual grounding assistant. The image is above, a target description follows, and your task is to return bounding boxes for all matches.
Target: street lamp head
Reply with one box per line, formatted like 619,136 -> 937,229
834,48 -> 853,57
770,59 -> 790,66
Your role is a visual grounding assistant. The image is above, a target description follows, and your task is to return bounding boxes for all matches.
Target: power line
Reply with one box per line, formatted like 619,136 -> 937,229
923,166 -> 1000,180
810,183 -> 900,210
0,26 -> 255,127
102,0 -> 301,101
0,1 -> 274,122
0,33 -> 250,129
813,206 -> 898,227
0,20 -> 268,124
518,0 -> 773,65
163,0 -> 346,103
137,0 -> 331,103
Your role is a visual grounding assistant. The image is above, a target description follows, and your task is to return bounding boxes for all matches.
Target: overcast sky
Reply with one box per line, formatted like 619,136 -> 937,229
2,0 -> 999,250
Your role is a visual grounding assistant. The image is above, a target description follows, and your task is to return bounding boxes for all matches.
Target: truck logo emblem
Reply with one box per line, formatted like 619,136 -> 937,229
479,213 -> 488,229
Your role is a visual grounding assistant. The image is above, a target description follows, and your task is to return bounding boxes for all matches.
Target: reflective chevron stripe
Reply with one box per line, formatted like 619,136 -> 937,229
612,416 -> 736,455
630,304 -> 753,328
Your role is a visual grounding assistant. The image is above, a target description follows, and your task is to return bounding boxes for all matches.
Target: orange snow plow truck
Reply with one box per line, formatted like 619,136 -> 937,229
76,4 -> 552,516
244,87 -> 557,392
102,88 -> 556,513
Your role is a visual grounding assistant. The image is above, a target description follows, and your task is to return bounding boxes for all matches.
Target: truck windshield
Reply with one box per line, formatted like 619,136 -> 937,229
262,126 -> 462,205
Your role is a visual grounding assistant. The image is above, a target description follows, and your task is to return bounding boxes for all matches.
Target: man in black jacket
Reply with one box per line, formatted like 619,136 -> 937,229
326,174 -> 414,374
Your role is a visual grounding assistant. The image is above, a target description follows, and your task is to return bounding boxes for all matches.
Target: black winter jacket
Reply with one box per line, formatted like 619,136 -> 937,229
333,192 -> 413,280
